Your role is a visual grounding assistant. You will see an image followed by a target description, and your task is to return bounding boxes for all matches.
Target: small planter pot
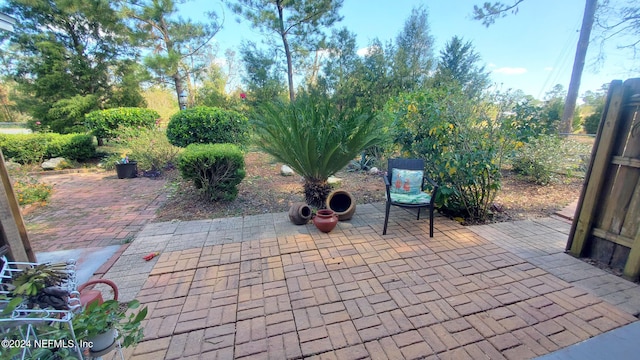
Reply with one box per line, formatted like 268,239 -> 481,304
289,203 -> 312,225
313,209 -> 339,233
88,328 -> 116,353
115,161 -> 137,179
326,190 -> 356,221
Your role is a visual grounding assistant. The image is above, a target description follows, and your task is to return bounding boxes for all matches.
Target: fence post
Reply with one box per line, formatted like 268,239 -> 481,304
568,80 -> 624,256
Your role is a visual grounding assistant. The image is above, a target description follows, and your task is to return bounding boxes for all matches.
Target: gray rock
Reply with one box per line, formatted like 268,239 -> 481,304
369,167 -> 379,175
41,157 -> 66,170
281,165 -> 295,176
4,161 -> 21,171
327,176 -> 342,185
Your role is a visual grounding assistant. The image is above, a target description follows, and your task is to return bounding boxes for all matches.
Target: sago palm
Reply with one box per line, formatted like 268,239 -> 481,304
252,93 -> 385,208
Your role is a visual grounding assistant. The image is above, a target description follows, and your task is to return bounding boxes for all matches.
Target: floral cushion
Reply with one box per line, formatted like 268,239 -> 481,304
390,169 -> 423,195
390,192 -> 432,204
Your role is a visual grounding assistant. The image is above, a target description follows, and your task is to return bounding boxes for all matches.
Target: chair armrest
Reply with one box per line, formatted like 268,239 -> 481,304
424,175 -> 438,189
422,175 -> 439,203
383,175 -> 392,201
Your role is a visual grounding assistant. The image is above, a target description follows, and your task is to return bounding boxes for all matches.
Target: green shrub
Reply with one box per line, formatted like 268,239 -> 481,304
177,143 -> 245,201
386,86 -> 518,221
0,133 -> 96,164
85,107 -> 159,142
124,128 -> 181,172
511,135 -> 592,185
46,134 -> 96,161
166,106 -> 248,147
100,153 -> 124,171
0,134 -> 49,164
12,174 -> 53,206
583,103 -> 604,135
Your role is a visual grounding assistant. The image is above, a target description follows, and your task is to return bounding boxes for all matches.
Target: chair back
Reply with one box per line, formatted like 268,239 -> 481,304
387,158 -> 425,184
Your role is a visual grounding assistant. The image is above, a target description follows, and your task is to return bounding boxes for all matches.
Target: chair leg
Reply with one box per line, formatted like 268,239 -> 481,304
429,206 -> 434,237
416,207 -> 421,220
383,202 -> 391,235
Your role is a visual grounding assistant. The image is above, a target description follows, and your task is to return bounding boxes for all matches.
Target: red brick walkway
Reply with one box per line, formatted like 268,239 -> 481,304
23,171 -> 167,252
117,206 -> 637,359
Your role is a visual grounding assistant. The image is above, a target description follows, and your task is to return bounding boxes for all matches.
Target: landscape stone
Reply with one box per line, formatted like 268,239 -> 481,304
369,167 -> 379,175
327,176 -> 342,185
41,157 -> 67,170
281,165 -> 295,176
4,161 -> 21,171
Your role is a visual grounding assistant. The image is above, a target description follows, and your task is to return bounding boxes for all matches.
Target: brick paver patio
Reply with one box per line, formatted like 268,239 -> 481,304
23,171 -> 167,252
94,204 -> 638,360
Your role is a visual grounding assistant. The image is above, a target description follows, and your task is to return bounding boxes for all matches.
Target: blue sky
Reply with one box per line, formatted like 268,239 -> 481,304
188,0 -> 638,99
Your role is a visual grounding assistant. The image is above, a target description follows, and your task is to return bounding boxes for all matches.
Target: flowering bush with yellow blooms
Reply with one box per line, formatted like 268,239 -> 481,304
385,85 -> 521,222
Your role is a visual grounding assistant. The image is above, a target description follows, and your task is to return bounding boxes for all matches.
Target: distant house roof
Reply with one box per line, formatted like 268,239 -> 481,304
0,13 -> 16,32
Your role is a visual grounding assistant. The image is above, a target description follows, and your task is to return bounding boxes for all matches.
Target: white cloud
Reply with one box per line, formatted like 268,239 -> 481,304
544,66 -> 554,71
316,48 -> 332,58
487,63 -> 497,68
492,67 -> 527,75
357,46 -> 379,57
213,57 -> 227,67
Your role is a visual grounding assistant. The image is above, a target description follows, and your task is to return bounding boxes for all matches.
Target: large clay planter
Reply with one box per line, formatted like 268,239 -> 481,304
289,203 -> 312,225
313,209 -> 339,233
326,190 -> 356,221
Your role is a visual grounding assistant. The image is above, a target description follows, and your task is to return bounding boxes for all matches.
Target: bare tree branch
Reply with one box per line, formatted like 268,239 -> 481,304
472,0 -> 526,27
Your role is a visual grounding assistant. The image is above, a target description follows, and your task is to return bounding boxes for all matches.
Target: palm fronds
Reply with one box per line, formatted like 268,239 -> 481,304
252,93 -> 385,207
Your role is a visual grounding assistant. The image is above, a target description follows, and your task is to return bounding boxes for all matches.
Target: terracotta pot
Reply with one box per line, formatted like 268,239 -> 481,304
313,209 -> 339,233
326,190 -> 356,221
289,203 -> 312,225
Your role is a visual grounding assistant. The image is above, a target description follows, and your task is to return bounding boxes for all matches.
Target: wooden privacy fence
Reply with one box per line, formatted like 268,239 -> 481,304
567,78 -> 640,280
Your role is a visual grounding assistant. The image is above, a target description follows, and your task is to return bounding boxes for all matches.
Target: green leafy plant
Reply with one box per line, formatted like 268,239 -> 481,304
9,263 -> 69,298
115,128 -> 181,173
583,103 -> 604,135
0,322 -> 79,360
0,133 -> 49,164
72,299 -> 147,348
45,134 -> 96,161
166,106 -> 248,147
511,134 -> 592,185
177,143 -> 246,201
85,107 -> 160,143
0,133 -> 96,164
252,92 -> 385,208
13,176 -> 53,206
387,86 -> 518,221
100,153 -> 125,171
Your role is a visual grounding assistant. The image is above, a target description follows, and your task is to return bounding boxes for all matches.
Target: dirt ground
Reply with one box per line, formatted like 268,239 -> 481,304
154,152 -> 582,223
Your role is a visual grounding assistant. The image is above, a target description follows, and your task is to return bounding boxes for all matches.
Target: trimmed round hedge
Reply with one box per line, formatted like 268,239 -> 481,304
178,143 -> 246,201
166,106 -> 248,147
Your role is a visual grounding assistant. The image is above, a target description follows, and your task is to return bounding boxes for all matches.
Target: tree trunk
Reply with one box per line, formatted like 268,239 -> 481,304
277,2 -> 295,101
560,0 -> 597,135
303,178 -> 331,209
173,74 -> 184,109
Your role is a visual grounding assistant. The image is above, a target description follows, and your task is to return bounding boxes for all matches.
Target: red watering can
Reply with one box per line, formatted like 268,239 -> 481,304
77,279 -> 118,306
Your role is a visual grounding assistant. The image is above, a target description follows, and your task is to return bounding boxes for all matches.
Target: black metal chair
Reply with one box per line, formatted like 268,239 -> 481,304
383,158 -> 439,237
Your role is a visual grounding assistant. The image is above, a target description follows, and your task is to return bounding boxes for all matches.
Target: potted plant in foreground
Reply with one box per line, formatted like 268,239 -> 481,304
72,299 -> 147,354
115,154 -> 138,179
